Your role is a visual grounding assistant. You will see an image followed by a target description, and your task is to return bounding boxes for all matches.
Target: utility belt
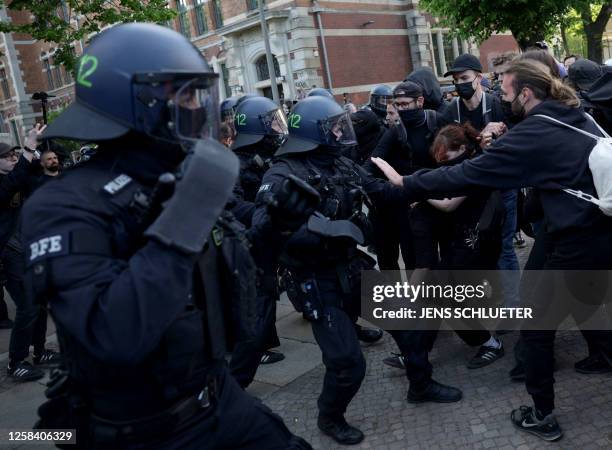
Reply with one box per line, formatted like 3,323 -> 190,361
36,368 -> 222,448
279,250 -> 375,322
90,376 -> 218,445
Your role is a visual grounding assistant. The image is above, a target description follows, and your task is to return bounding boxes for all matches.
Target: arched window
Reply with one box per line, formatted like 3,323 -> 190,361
255,54 -> 280,82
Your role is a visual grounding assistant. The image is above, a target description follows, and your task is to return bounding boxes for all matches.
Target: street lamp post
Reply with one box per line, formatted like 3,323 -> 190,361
258,0 -> 280,104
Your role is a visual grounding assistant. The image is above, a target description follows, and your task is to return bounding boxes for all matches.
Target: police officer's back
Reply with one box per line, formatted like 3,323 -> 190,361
23,24 -> 310,450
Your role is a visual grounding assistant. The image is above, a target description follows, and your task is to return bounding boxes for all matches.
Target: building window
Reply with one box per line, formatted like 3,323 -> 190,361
194,0 -> 208,35
431,30 -> 463,77
0,112 -> 9,134
57,0 -> 69,22
42,58 -> 55,90
52,59 -> 63,89
177,0 -> 191,38
10,119 -> 21,146
246,0 -> 258,11
211,0 -> 223,28
255,54 -> 280,82
220,63 -> 231,98
0,68 -> 10,99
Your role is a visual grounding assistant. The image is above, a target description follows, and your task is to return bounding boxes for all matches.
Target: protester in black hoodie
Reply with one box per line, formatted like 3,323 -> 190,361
406,66 -> 449,115
372,59 -> 612,442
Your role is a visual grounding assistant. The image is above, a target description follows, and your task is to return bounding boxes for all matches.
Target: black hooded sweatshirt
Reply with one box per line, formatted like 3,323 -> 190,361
392,100 -> 609,238
407,67 -> 449,115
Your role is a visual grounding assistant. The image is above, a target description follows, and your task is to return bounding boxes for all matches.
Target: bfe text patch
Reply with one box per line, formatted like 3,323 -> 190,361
27,234 -> 68,265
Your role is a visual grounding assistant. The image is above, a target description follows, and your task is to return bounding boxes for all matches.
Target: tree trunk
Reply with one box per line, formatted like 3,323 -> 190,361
560,23 -> 570,56
579,2 -> 611,64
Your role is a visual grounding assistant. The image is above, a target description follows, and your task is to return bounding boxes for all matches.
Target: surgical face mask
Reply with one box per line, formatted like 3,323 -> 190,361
454,80 -> 476,100
438,149 -> 471,166
398,108 -> 426,128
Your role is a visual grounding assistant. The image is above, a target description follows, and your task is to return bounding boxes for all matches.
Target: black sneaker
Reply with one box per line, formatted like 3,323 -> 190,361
32,349 -> 61,367
574,354 -> 612,374
511,406 -> 563,442
317,414 -> 364,445
509,363 -> 525,382
407,379 -> 462,403
260,350 -> 285,365
355,325 -> 383,344
0,318 -> 13,329
7,361 -> 44,382
383,353 -> 405,369
468,341 -> 504,369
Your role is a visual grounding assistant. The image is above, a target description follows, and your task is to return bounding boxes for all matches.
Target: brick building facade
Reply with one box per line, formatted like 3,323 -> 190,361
0,0 -> 518,145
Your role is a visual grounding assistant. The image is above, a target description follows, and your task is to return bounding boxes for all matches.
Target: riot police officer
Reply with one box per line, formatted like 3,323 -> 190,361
307,87 -> 334,99
366,84 -> 394,124
23,23 -> 311,450
252,96 -> 380,445
228,95 -> 289,386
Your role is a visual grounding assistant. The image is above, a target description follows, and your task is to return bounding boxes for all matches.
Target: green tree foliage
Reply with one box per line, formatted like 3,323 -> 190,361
0,1 -> 176,71
419,0 -> 572,49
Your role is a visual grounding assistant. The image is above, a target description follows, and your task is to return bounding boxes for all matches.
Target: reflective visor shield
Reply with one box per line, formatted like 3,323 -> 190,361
260,107 -> 289,145
320,111 -> 357,147
173,78 -> 220,142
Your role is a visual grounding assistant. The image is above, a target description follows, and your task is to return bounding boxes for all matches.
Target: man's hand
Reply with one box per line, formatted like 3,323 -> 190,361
479,131 -> 493,149
481,121 -> 506,138
265,174 -> 321,231
370,157 -> 403,187
24,123 -> 47,151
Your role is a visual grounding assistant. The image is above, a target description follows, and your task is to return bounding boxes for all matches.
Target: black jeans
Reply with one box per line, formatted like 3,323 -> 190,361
521,230 -> 612,415
371,207 -> 415,270
0,283 -> 8,321
5,246 -> 48,362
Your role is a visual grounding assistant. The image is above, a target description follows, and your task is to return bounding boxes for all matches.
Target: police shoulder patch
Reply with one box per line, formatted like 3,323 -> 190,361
27,233 -> 68,266
103,174 -> 132,195
258,183 -> 273,193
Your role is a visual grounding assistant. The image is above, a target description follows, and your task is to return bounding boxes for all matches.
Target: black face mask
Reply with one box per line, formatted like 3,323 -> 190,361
454,81 -> 476,100
399,108 -> 426,128
438,149 -> 471,166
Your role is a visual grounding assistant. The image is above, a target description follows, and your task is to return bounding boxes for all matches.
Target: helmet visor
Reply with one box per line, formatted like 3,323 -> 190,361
320,111 -> 357,147
173,78 -> 220,142
260,108 -> 289,140
371,94 -> 393,111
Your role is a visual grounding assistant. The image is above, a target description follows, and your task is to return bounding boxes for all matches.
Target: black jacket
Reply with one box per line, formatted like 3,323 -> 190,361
397,100 -> 608,236
0,155 -> 36,250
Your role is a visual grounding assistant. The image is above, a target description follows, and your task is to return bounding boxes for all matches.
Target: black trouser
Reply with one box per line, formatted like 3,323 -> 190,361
5,246 -> 48,363
306,274 -> 365,419
0,283 -> 8,321
93,366 -> 312,450
521,230 -> 612,415
371,207 -> 415,270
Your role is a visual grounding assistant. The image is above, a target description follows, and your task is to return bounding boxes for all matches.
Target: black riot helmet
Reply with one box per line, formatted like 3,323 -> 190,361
231,96 -> 288,151
42,23 -> 219,147
307,87 -> 334,99
369,85 -> 393,117
276,96 -> 356,156
220,96 -> 240,122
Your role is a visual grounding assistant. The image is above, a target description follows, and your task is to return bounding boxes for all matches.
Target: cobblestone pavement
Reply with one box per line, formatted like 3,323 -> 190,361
256,238 -> 612,449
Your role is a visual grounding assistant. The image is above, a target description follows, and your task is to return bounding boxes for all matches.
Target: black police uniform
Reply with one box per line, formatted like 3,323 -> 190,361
253,151 -> 372,422
24,146 -> 309,450
22,23 -> 311,450
227,96 -> 288,388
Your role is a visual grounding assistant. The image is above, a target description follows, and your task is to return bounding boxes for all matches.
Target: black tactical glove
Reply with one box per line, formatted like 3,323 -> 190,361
264,174 -> 321,231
